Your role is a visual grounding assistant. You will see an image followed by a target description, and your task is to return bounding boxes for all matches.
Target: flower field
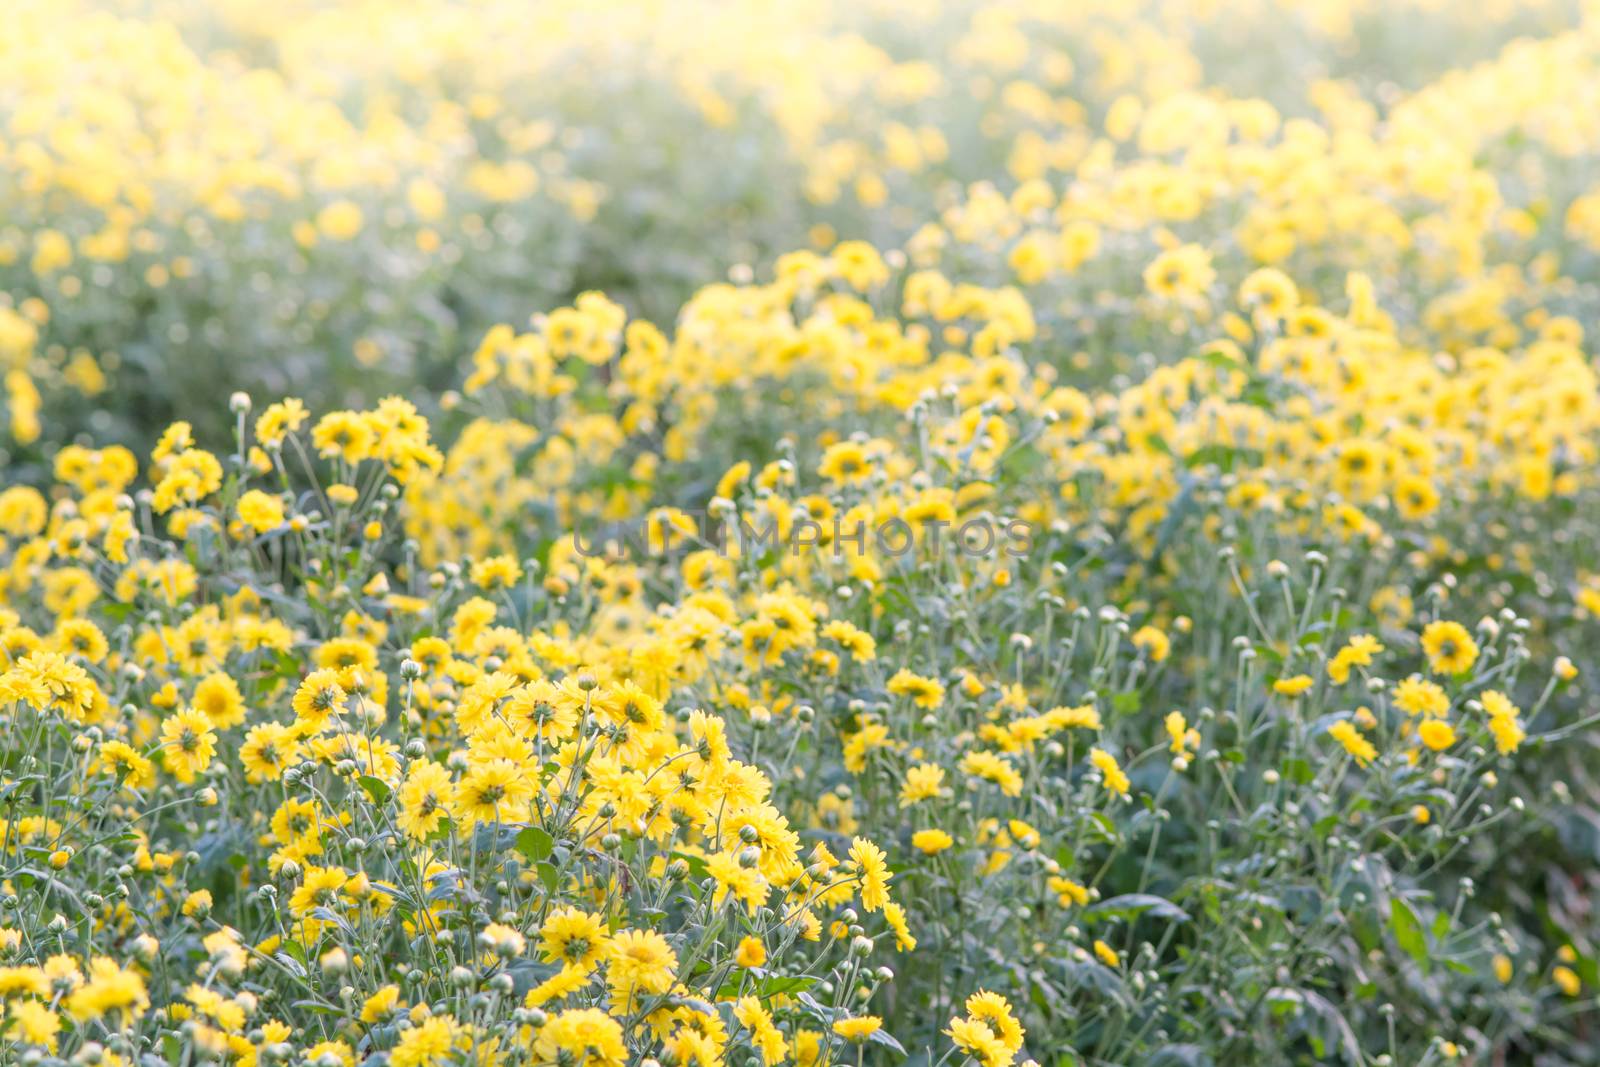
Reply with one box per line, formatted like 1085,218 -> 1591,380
6,0 -> 1600,1064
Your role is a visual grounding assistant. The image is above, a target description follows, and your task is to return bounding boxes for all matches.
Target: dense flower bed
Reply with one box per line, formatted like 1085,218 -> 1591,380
4,2 -> 1600,1065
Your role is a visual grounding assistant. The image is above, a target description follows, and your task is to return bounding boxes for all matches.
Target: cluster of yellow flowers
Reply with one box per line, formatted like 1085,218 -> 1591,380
0,404 -> 920,1067
5,1 -> 1600,1065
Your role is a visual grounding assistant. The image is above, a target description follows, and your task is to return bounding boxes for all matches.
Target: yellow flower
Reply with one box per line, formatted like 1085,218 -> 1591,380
192,672 -> 246,729
360,986 -> 402,1024
887,668 -> 945,709
1132,625 -> 1170,663
606,929 -> 677,1006
65,958 -> 148,1022
1328,634 -> 1384,685
735,996 -> 786,1066
822,619 -> 877,661
525,965 -> 590,1008
471,554 -> 523,590
884,902 -> 917,952
899,763 -> 946,806
255,398 -> 309,447
159,707 -> 217,783
391,1016 -> 460,1067
1273,675 -> 1314,698
327,483 -> 361,506
817,441 -> 874,485
707,850 -> 768,913
963,990 -> 1025,1055
540,908 -> 612,973
831,240 -> 889,290
8,1001 -> 61,1051
452,758 -> 533,829
850,836 -> 892,912
236,490 -> 285,533
947,1015 -> 1009,1066
97,740 -> 155,790
292,670 -> 347,733
1239,267 -> 1298,322
912,828 -> 954,855
960,751 -> 1024,797
397,761 -> 454,841
316,199 -> 365,241
479,923 -> 525,960
1048,876 -> 1090,907
239,723 -> 301,784
1482,690 -> 1526,754
1418,719 -> 1456,752
1143,243 -> 1215,305
1394,677 -> 1449,718
312,411 -> 376,463
288,866 -> 349,919
1327,721 -> 1377,767
1394,475 -> 1440,520
734,936 -> 766,968
1421,620 -> 1479,676
1089,747 -> 1129,797
832,1016 -> 883,1042
1165,711 -> 1198,756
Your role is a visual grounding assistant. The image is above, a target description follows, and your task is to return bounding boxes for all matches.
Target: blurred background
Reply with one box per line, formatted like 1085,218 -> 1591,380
0,0 -> 1584,459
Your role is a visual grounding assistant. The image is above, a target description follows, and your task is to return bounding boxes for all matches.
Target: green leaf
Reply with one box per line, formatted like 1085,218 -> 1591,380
1282,758 -> 1313,785
536,861 -> 560,893
273,952 -> 307,978
1081,812 -> 1120,845
1147,1046 -> 1212,1067
1389,897 -> 1428,973
867,1027 -> 908,1057
1267,988 -> 1302,1016
504,959 -> 561,997
516,826 -> 555,864
357,776 -> 391,805
1085,893 -> 1189,924
797,991 -> 842,1023
1196,344 -> 1247,374
1182,444 -> 1263,472
1296,989 -> 1362,1064
717,974 -> 815,1000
